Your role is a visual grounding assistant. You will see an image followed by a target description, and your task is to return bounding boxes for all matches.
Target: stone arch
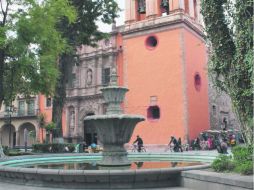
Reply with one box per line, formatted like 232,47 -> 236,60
79,107 -> 97,145
0,124 -> 16,147
18,122 -> 36,147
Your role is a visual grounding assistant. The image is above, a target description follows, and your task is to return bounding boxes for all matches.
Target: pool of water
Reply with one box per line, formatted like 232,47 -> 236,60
20,161 -> 201,170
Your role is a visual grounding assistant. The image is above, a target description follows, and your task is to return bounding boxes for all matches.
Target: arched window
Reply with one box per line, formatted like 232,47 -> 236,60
147,106 -> 160,120
161,0 -> 169,15
138,0 -> 146,13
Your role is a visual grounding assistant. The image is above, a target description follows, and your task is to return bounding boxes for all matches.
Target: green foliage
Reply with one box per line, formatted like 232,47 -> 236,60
232,145 -> 253,163
45,122 -> 56,132
3,146 -> 9,155
32,143 -> 75,153
2,147 -> 32,156
38,113 -> 46,128
52,0 -> 120,138
212,145 -> 253,175
201,0 -> 253,144
212,155 -> 234,172
7,150 -> 32,156
0,0 -> 76,108
234,161 -> 253,175
232,145 -> 253,175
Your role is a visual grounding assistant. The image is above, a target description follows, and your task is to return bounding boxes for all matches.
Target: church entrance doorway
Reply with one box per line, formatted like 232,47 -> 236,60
84,113 -> 97,146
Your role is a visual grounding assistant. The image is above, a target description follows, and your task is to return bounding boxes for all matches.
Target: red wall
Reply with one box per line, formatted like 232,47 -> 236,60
124,29 -> 186,144
38,95 -> 67,142
183,29 -> 210,141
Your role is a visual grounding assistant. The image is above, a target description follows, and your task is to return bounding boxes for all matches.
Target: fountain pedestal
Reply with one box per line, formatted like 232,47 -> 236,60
84,68 -> 144,166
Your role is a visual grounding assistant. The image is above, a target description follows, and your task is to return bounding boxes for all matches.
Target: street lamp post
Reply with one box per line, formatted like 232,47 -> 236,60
4,105 -> 16,148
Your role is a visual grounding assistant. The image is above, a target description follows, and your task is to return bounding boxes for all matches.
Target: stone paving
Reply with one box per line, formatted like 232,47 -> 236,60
0,182 -> 193,190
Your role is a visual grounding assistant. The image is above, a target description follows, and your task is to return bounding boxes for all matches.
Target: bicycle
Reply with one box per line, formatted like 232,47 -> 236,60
131,144 -> 146,152
164,144 -> 174,152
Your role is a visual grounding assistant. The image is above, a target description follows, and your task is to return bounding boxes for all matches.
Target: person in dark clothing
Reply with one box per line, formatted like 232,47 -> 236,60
169,136 -> 179,152
133,135 -> 144,152
195,137 -> 201,150
178,138 -> 183,152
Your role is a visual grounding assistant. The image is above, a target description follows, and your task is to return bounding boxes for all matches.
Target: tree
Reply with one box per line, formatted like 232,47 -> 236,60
52,0 -> 119,140
0,0 -> 76,109
201,0 -> 253,144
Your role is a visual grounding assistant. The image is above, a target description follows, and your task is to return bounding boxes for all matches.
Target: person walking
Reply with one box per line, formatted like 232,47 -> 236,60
207,136 -> 212,150
178,137 -> 183,152
133,135 -> 144,152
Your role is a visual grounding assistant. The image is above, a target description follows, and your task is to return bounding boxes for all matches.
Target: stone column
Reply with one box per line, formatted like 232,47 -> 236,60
97,56 -> 103,86
188,0 -> 195,17
146,0 -> 159,18
196,0 -> 203,24
15,130 -> 19,146
125,0 -> 137,23
74,106 -> 79,137
35,127 -> 40,143
179,0 -> 185,9
0,131 -> 2,145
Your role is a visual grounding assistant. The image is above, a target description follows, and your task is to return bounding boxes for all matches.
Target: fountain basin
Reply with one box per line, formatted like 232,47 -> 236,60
0,153 -> 214,189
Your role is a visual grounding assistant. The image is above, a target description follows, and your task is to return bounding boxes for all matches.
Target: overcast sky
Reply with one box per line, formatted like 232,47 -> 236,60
98,0 -> 125,32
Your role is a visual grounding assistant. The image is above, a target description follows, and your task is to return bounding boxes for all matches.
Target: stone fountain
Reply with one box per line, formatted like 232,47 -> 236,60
84,68 -> 145,166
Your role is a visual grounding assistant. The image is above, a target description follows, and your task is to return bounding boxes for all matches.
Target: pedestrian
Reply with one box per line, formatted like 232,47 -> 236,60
207,136 -> 212,150
220,139 -> 228,154
178,137 -> 183,152
195,137 -> 201,150
133,135 -> 144,152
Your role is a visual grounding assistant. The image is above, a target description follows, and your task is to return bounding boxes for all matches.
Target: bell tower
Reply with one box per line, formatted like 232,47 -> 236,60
125,0 -> 203,24
122,0 -> 209,144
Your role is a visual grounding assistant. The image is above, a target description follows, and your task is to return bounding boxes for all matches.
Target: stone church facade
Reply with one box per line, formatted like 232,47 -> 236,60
64,34 -> 121,144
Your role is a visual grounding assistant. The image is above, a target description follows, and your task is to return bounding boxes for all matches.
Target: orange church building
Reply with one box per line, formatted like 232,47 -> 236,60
121,0 -> 209,144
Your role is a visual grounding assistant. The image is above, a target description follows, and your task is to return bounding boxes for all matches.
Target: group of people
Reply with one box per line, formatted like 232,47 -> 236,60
133,135 -> 186,153
167,136 -> 184,152
191,134 -> 229,154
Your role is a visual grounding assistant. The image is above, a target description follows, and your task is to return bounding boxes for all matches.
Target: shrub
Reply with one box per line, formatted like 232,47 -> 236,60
67,144 -> 75,153
212,155 -> 234,172
232,145 -> 253,162
212,145 -> 253,175
234,161 -> 253,175
8,151 -> 32,156
232,145 -> 253,175
3,146 -> 9,155
32,143 -> 76,153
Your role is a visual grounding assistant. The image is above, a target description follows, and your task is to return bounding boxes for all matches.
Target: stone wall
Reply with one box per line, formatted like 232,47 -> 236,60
208,80 -> 240,131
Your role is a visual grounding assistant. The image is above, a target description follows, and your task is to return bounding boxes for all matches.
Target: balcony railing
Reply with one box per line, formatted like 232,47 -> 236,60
0,109 -> 39,119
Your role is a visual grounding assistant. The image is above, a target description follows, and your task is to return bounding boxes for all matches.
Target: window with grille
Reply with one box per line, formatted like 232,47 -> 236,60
147,106 -> 160,120
27,100 -> 35,115
46,97 -> 52,108
18,101 -> 25,116
102,68 -> 110,86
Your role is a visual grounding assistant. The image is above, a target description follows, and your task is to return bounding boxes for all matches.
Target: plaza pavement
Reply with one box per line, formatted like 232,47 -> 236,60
0,182 -> 193,190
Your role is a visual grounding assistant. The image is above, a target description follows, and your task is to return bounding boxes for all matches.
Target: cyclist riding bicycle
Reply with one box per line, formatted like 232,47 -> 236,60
133,135 -> 143,152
